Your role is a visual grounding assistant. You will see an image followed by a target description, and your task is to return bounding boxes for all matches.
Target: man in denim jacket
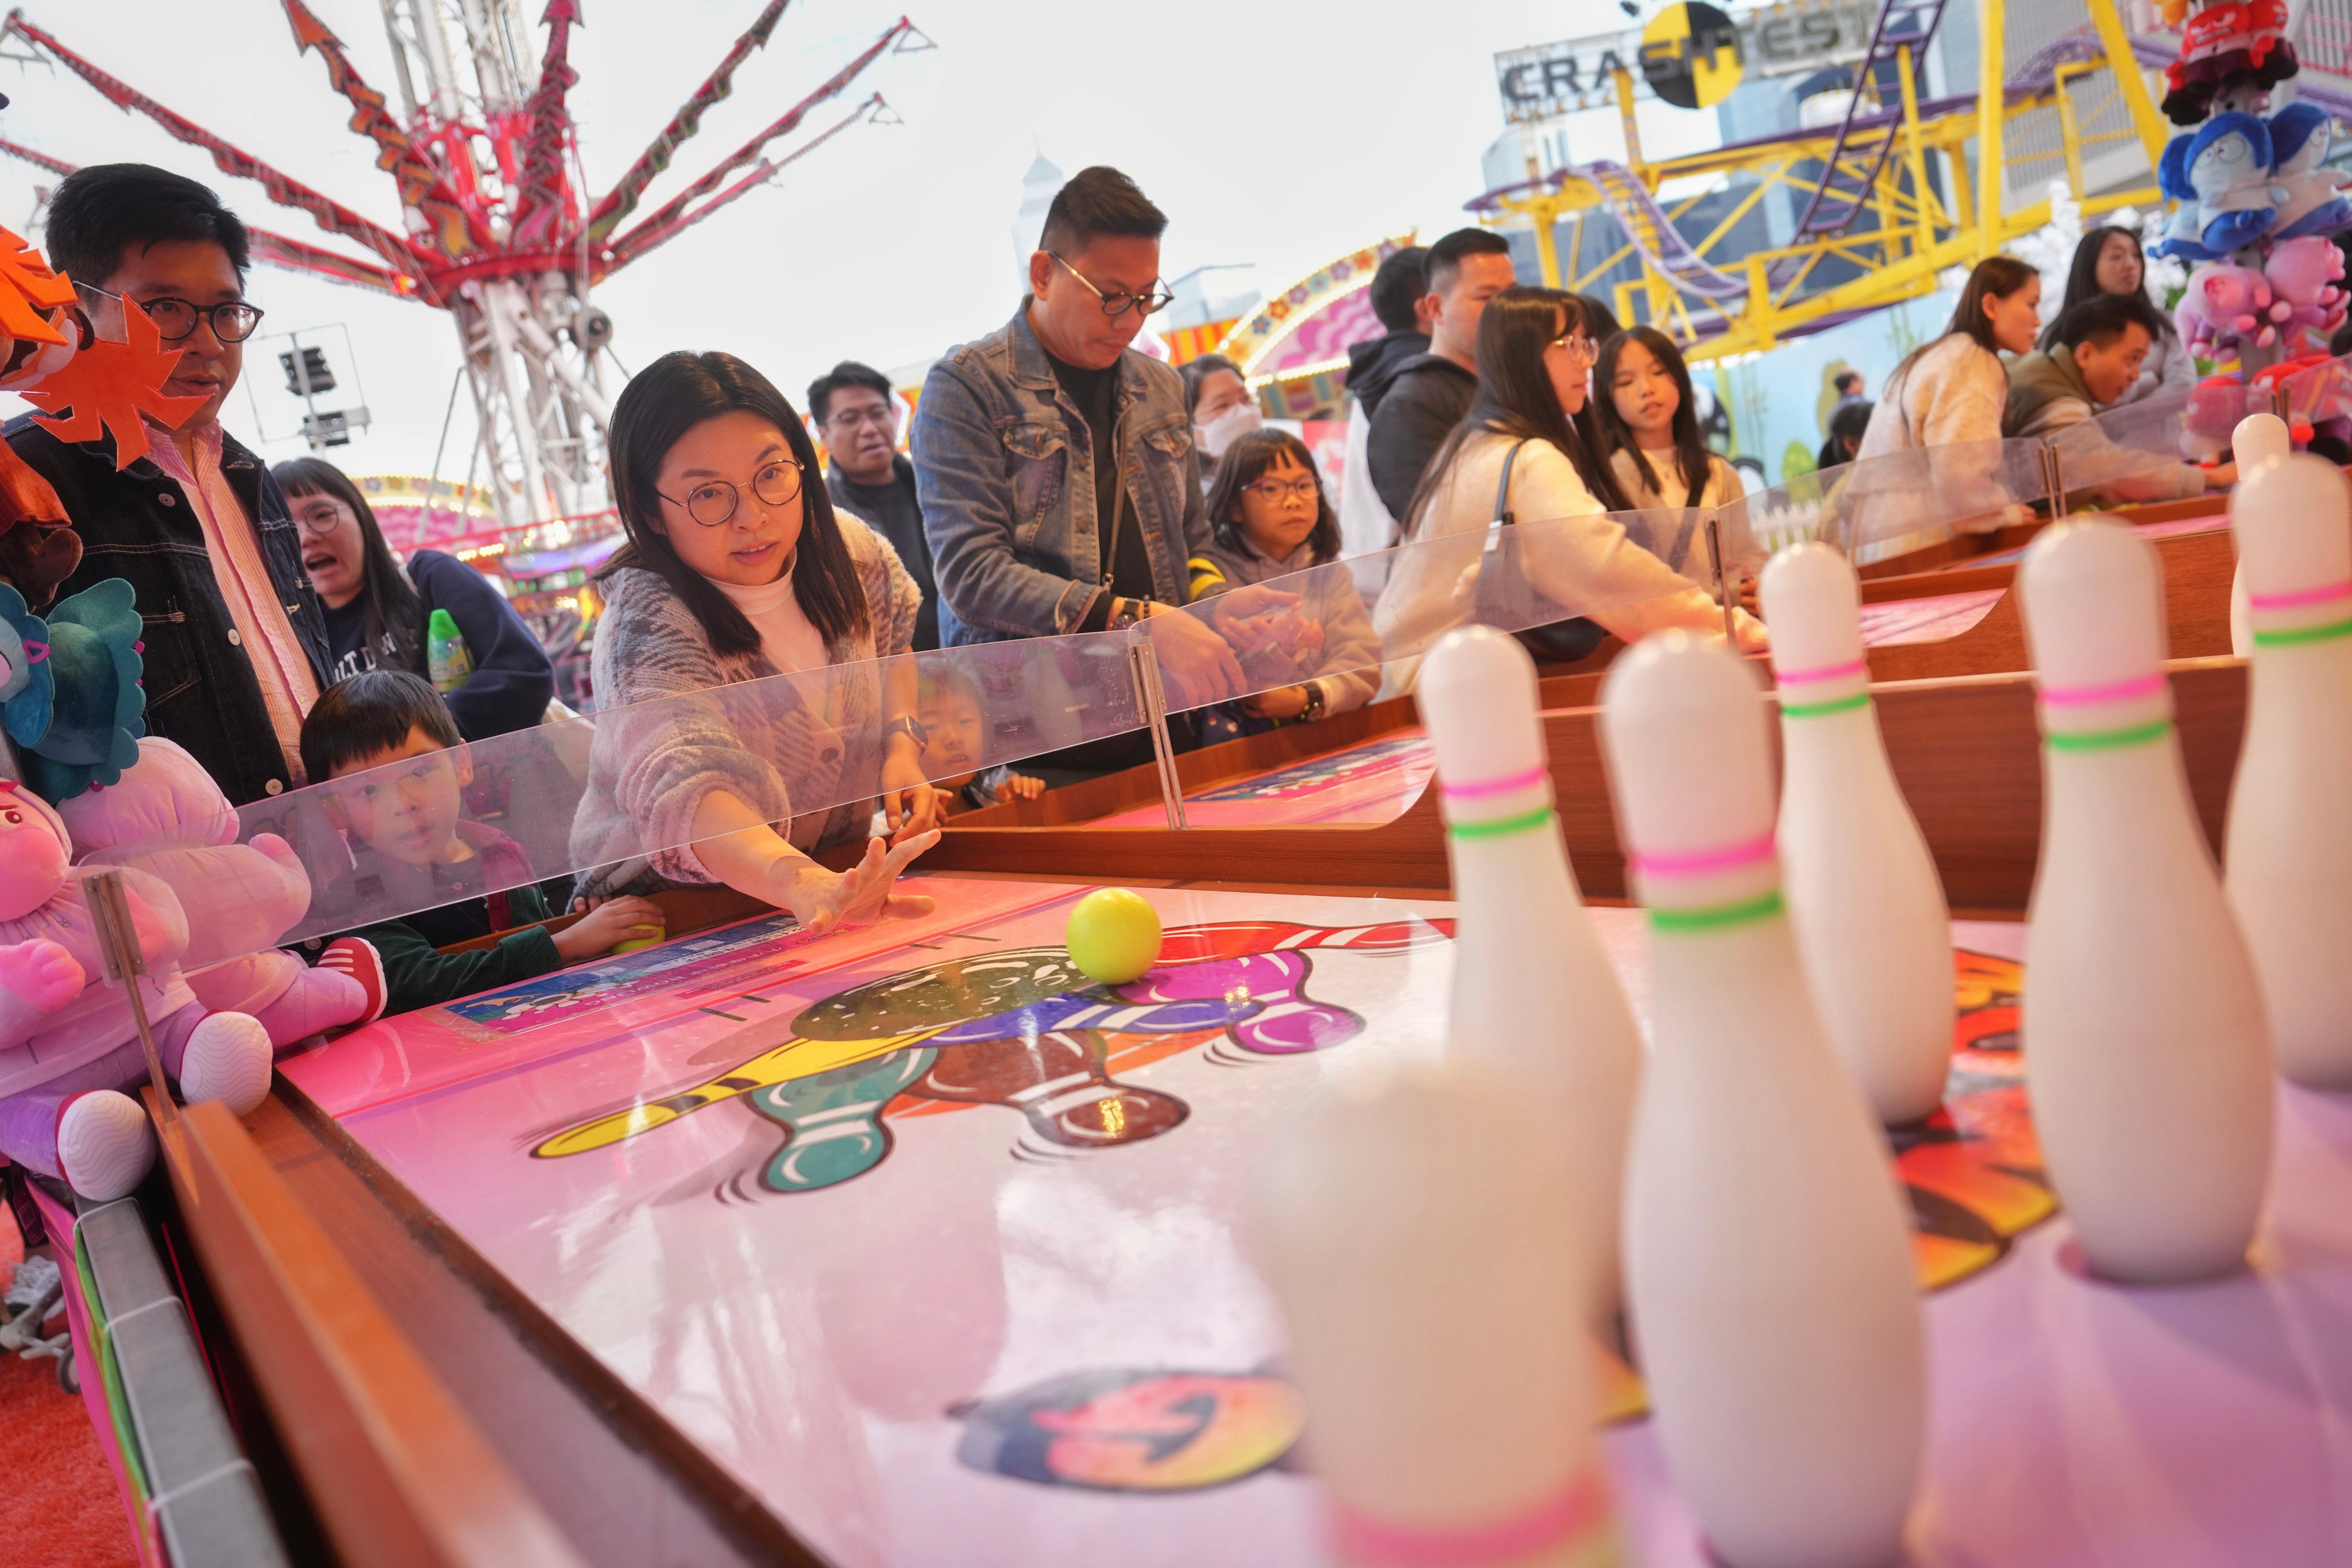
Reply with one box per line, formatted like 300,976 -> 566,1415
913,167 -> 1262,714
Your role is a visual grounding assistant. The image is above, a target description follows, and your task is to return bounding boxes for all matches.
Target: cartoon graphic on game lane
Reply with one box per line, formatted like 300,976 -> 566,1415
533,919 -> 1452,1195
952,1368 -> 1306,1492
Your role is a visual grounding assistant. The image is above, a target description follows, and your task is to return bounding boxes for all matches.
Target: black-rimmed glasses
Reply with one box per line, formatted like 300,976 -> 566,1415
138,296 -> 265,343
1049,253 -> 1175,319
656,459 -> 804,527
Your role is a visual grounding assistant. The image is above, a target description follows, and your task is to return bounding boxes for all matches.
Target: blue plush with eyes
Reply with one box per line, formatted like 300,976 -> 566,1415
0,583 -> 50,749
20,578 -> 144,802
2185,111 -> 2281,256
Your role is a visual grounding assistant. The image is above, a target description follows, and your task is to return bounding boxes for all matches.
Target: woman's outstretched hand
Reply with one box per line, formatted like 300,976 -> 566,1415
771,830 -> 940,934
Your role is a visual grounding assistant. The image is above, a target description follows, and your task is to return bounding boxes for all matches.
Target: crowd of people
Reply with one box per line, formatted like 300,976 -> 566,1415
0,159 -> 2235,1037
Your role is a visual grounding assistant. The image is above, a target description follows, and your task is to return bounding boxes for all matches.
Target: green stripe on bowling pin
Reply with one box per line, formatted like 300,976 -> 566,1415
1648,890 -> 1785,933
1446,805 -> 1557,841
2251,616 -> 2352,648
1778,692 -> 1871,720
2043,719 -> 2172,753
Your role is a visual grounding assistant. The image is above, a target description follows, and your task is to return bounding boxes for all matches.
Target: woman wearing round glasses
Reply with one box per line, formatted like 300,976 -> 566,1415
1373,287 -> 1764,688
571,351 -> 940,936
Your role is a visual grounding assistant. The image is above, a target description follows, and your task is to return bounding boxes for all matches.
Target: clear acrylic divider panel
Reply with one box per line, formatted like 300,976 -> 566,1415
1716,438 -> 2050,577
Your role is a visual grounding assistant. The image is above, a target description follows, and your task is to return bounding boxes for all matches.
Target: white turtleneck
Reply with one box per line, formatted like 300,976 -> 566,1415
709,565 -> 828,674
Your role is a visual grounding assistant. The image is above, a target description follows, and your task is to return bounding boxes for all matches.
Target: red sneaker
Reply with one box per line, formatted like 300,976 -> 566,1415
317,937 -> 389,1024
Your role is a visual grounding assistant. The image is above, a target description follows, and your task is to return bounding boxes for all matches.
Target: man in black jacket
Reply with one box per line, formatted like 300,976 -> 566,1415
1365,227 -> 1517,525
8,165 -> 327,807
809,360 -> 939,651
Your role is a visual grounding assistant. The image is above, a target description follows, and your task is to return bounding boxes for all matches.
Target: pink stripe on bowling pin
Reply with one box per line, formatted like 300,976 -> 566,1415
2038,671 -> 2166,708
1439,764 -> 1550,802
1773,656 -> 1867,686
1328,1468 -> 1612,1568
1628,830 -> 1776,879
2247,580 -> 2352,611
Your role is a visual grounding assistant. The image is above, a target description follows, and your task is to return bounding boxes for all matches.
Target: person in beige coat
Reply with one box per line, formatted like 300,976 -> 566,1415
1374,288 -> 1764,692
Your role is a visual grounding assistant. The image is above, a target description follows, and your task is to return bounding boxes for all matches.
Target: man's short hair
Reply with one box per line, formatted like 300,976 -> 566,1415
2050,292 -> 2162,352
300,670 -> 461,783
1368,246 -> 1431,333
1038,166 -> 1167,257
45,163 -> 251,287
1425,227 -> 1514,296
806,360 -> 893,426
1834,369 -> 1864,393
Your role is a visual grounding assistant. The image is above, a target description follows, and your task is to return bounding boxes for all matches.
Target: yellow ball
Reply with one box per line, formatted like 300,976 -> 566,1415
1065,888 -> 1163,985
611,936 -> 663,955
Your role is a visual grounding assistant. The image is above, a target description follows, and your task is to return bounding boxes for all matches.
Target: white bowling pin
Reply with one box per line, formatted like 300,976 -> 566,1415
1598,632 -> 1923,1568
1420,626 -> 1643,1312
2019,520 -> 2273,1281
2229,413 -> 2293,658
1254,1062 -> 1620,1568
1762,543 -> 1955,1125
2226,456 -> 2352,1087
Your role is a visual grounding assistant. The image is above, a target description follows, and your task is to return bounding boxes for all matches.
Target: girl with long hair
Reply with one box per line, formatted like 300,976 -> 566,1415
1594,326 -> 1746,512
1374,287 -> 1763,683
2042,226 -> 2194,404
1856,254 -> 2041,462
1185,427 -> 1379,735
275,457 -> 553,741
570,351 -> 939,933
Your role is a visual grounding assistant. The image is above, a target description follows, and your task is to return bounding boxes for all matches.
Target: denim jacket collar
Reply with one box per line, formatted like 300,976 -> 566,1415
1006,299 -> 1156,423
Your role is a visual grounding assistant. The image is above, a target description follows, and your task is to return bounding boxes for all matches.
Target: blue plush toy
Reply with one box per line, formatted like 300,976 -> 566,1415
2268,103 -> 2352,240
2185,112 -> 2283,257
20,578 -> 144,802
0,582 -> 50,749
2156,133 -> 2220,260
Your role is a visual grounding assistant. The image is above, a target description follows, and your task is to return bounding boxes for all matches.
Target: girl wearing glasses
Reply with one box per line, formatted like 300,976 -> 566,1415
1184,428 -> 1378,737
1374,288 -> 1764,686
572,352 -> 940,936
276,457 -> 554,741
1594,327 -> 1746,514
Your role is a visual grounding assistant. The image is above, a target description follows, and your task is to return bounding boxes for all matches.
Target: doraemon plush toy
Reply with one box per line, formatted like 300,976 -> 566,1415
2185,113 -> 2283,257
2267,104 -> 2352,240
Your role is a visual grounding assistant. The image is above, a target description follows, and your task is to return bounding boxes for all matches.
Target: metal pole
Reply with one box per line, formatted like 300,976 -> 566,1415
1976,0 -> 2006,257
2044,445 -> 2069,517
82,869 -> 175,1123
1705,515 -> 1737,646
1126,635 -> 1187,831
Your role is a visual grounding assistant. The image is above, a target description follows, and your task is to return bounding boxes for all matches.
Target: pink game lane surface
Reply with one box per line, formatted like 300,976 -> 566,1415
279,882 -> 2352,1568
1092,729 -> 1435,828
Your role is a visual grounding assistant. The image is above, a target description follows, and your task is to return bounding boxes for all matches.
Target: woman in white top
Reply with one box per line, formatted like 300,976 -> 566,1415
1852,255 -> 2041,536
1596,325 -> 1747,519
2044,227 -> 2197,405
572,350 -> 940,930
1374,287 -> 1764,688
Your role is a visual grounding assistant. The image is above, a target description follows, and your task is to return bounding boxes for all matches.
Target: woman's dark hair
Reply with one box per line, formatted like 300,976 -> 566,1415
273,457 -> 424,673
1593,326 -> 1715,503
1402,288 -> 1630,538
2040,226 -> 2176,350
1817,397 -> 1874,470
597,350 -> 867,659
1889,254 -> 2039,388
1203,428 -> 1341,562
1180,354 -> 1246,418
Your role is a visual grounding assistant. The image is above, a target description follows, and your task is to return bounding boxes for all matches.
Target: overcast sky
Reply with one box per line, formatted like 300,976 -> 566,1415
0,0 -> 1716,488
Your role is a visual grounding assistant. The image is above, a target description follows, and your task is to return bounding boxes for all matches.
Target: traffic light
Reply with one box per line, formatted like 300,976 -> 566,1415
281,345 -> 335,397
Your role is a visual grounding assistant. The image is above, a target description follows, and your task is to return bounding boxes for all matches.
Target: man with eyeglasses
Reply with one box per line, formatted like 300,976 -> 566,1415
914,165 -> 1283,766
809,360 -> 938,651
7,164 -> 327,807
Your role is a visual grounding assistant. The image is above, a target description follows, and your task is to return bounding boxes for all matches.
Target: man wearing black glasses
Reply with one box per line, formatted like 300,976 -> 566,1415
914,165 -> 1274,755
7,164 -> 328,806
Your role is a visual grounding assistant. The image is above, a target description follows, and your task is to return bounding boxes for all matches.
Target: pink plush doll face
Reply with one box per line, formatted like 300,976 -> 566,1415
0,782 -> 67,922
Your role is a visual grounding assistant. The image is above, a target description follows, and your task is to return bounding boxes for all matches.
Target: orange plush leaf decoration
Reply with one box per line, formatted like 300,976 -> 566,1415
17,299 -> 204,469
0,226 -> 75,349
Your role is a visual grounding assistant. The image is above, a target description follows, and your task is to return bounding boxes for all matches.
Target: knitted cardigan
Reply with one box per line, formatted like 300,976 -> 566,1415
570,519 -> 920,894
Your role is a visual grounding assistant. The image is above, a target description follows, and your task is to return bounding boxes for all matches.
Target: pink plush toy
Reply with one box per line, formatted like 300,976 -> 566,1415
0,777 -> 273,1200
2262,234 -> 2349,341
59,738 -> 382,1047
2176,261 -> 2289,354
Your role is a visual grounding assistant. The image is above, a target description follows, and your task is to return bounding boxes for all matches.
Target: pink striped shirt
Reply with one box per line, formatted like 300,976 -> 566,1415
145,421 -> 319,785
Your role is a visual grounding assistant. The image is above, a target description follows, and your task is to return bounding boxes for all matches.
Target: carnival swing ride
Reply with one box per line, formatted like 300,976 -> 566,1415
0,0 -> 932,530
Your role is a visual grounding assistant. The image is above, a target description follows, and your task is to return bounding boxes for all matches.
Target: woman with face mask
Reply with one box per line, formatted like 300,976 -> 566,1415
1181,354 -> 1263,479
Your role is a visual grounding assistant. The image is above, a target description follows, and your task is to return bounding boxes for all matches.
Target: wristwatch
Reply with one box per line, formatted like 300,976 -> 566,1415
883,715 -> 929,748
1299,681 -> 1327,722
1108,596 -> 1159,631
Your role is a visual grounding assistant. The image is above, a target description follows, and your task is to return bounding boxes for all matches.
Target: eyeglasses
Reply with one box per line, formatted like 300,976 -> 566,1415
1550,333 -> 1598,366
655,458 -> 804,527
292,499 -> 350,535
1241,476 -> 1319,504
1049,253 -> 1175,319
825,405 -> 895,430
137,296 -> 265,343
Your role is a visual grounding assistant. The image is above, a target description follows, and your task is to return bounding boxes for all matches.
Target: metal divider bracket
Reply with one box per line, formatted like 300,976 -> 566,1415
1126,634 -> 1188,831
82,868 -> 175,1121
